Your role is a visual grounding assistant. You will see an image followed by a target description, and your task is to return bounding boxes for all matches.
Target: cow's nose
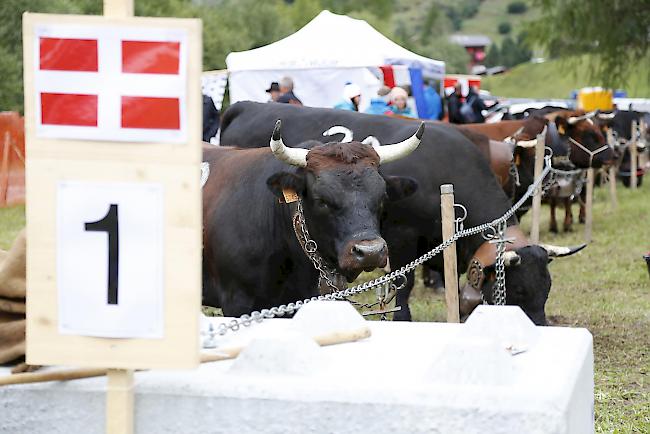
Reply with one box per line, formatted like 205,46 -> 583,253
350,239 -> 388,268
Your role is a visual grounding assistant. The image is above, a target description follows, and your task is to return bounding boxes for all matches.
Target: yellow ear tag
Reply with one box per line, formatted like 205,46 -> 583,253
515,154 -> 521,166
281,188 -> 299,204
557,125 -> 565,135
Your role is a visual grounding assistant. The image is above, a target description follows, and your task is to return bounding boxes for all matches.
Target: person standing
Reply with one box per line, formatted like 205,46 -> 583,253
423,82 -> 443,120
466,85 -> 487,123
447,83 -> 464,124
277,76 -> 303,105
364,86 -> 392,115
333,83 -> 362,111
265,82 -> 281,102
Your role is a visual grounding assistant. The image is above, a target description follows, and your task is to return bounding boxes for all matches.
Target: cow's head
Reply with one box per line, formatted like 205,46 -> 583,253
267,121 -> 422,281
554,110 -> 615,168
459,228 -> 586,325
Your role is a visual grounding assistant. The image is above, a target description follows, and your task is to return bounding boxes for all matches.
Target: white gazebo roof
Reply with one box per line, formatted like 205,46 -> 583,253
226,10 -> 445,77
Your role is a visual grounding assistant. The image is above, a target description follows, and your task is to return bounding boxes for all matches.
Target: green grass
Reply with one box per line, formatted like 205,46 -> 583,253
2,180 -> 649,431
483,56 -> 650,99
455,0 -> 539,45
0,204 -> 25,249
354,178 -> 650,432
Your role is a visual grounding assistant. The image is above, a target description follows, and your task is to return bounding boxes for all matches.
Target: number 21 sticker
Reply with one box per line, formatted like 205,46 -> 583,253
57,181 -> 164,338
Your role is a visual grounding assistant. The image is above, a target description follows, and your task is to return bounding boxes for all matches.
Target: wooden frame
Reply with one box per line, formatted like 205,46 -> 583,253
23,13 -> 202,370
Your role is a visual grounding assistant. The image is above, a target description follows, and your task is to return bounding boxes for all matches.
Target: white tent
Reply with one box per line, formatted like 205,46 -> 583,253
226,10 -> 445,111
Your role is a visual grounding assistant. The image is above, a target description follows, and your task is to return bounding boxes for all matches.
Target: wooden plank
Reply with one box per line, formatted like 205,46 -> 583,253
23,13 -> 202,370
440,184 -> 459,323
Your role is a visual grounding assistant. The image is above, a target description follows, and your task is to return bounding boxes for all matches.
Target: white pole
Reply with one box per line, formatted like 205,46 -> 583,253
530,129 -> 546,243
584,168 -> 594,243
630,120 -> 638,190
606,129 -> 617,210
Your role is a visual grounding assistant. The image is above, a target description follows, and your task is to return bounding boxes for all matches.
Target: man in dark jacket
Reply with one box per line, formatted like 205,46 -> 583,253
277,76 -> 303,105
467,86 -> 487,123
447,83 -> 464,124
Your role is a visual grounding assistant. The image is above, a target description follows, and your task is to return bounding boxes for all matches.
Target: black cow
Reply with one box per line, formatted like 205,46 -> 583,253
220,102 -> 585,325
202,120 -> 422,315
595,110 -> 648,187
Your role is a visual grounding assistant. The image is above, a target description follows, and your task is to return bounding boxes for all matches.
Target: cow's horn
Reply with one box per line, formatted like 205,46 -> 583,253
539,243 -> 587,257
503,251 -> 521,266
269,120 -> 308,167
598,112 -> 616,120
515,138 -> 537,148
568,111 -> 598,125
375,123 -> 424,164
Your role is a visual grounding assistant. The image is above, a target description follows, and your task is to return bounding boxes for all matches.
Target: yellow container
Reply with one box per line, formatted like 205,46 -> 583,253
577,87 -> 613,111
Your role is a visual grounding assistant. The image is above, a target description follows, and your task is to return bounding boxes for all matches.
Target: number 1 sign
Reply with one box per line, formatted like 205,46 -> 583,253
57,181 -> 163,339
24,13 -> 202,370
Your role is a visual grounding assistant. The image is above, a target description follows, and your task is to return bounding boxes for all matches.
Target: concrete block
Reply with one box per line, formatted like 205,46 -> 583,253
289,300 -> 366,337
0,306 -> 594,434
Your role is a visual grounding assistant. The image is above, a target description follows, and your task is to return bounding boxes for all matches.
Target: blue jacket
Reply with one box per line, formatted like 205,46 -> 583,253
364,98 -> 390,115
423,86 -> 443,120
333,100 -> 357,111
390,105 -> 416,118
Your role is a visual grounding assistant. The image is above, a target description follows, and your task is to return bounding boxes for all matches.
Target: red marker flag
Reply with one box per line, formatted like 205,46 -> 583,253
34,25 -> 188,143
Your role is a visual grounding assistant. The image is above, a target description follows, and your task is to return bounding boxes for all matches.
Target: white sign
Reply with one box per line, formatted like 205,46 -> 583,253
33,24 -> 188,143
57,181 -> 164,338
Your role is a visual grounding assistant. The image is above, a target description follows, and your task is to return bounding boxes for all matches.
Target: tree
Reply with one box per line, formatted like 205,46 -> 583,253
529,0 -> 650,87
484,44 -> 501,67
498,22 -> 511,35
507,1 -> 527,14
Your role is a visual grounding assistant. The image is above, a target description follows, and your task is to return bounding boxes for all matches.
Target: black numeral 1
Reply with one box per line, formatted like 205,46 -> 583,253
85,204 -> 119,305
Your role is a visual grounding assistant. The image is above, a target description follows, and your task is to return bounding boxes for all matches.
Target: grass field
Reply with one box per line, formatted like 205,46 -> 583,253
482,55 -> 650,99
1,179 -> 648,431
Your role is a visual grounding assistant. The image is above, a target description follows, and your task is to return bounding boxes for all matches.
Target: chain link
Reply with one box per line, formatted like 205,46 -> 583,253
215,154 -> 559,336
492,220 -> 507,306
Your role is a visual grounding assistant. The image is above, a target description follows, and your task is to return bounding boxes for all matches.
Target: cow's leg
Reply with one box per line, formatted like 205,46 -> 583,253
393,269 -> 416,321
563,197 -> 573,232
549,196 -> 558,233
578,189 -> 587,223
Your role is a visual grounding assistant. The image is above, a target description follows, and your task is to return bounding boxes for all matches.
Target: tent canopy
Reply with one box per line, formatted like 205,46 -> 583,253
225,10 -> 445,110
226,10 -> 445,77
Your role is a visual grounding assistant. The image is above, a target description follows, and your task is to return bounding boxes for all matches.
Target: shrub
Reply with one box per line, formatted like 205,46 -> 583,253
507,1 -> 528,14
498,22 -> 512,34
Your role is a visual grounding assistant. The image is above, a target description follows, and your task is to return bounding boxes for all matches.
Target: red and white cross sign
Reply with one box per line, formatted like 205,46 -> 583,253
33,24 -> 188,143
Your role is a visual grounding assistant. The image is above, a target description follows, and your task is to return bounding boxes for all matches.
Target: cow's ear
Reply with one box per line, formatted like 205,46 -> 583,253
555,114 -> 571,136
267,172 -> 305,200
385,176 -> 418,201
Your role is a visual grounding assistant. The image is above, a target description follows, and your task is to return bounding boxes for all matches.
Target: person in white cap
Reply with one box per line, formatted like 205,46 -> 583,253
389,86 -> 415,118
333,82 -> 362,111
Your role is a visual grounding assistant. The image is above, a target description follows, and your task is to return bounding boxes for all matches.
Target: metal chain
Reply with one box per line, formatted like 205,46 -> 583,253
293,200 -> 345,293
215,154 -> 557,336
492,220 -> 507,305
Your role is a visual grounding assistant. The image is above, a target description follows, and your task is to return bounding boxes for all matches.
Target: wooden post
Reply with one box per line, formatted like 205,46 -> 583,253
609,166 -> 618,210
606,129 -> 617,209
584,168 -> 594,243
640,119 -> 648,170
0,132 -> 10,206
530,129 -> 546,244
106,369 -> 134,434
440,184 -> 460,323
630,120 -> 638,190
103,0 -> 133,17
102,2 -> 135,434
